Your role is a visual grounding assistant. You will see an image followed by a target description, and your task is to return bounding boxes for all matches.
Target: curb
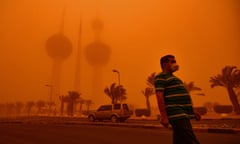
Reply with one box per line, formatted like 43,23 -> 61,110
1,120 -> 240,134
57,121 -> 240,134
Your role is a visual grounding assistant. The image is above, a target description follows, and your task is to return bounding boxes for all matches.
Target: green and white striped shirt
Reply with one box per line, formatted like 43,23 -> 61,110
154,72 -> 195,121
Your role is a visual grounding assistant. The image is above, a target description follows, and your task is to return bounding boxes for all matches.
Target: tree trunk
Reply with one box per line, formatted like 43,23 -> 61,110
79,103 -> 83,114
60,100 -> 64,115
111,98 -> 114,104
70,100 -> 74,116
227,87 -> 240,114
146,97 -> 151,116
67,102 -> 71,116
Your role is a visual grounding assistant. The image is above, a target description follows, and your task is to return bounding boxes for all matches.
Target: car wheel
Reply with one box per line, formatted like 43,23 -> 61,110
111,115 -> 118,123
88,115 -> 95,122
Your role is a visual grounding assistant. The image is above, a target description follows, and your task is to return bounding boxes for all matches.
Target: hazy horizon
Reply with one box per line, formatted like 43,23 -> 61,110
0,0 -> 239,109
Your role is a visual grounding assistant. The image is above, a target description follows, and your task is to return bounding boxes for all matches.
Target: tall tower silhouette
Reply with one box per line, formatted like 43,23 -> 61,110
84,1 -> 111,105
74,14 -> 82,93
45,2 -> 72,104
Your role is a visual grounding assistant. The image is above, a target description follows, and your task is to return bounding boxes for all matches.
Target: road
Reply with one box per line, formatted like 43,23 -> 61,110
2,116 -> 240,128
0,123 -> 239,144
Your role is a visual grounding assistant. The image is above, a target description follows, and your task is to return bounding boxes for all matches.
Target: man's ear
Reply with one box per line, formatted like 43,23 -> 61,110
163,63 -> 167,68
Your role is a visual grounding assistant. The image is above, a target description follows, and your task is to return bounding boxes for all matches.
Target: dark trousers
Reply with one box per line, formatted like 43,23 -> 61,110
170,118 -> 200,144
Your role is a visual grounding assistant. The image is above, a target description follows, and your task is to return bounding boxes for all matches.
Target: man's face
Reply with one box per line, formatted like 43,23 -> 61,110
165,58 -> 179,73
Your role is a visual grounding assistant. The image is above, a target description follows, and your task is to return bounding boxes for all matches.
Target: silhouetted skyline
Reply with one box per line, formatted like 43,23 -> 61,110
0,0 -> 239,109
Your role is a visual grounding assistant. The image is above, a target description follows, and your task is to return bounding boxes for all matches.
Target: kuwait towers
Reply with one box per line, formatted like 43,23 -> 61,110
45,3 -> 72,106
45,1 -> 111,108
84,0 -> 111,105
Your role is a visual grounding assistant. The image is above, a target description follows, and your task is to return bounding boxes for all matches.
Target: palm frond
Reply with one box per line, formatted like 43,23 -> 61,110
210,66 -> 240,88
147,72 -> 156,87
142,87 -> 154,98
222,66 -> 236,85
232,69 -> 240,87
104,87 -> 112,99
184,81 -> 203,93
104,83 -> 127,103
210,74 -> 226,88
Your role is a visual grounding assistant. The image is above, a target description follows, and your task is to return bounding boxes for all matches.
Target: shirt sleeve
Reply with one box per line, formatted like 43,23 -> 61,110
154,74 -> 166,92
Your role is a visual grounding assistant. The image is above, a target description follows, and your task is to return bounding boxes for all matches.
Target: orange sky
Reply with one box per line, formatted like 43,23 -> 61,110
0,0 -> 239,109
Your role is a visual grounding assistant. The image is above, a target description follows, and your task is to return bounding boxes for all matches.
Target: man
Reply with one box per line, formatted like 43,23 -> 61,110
154,54 -> 201,144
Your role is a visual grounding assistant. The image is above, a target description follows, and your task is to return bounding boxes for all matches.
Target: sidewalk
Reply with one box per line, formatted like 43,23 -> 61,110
76,121 -> 240,134
126,115 -> 240,134
1,116 -> 239,134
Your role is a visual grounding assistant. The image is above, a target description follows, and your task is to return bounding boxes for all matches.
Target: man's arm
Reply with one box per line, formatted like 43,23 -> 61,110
156,91 -> 169,128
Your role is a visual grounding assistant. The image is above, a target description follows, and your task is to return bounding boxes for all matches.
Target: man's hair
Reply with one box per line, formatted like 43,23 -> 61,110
160,54 -> 175,69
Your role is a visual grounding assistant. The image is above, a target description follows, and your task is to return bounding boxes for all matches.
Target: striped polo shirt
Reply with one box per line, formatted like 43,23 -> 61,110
154,72 -> 195,121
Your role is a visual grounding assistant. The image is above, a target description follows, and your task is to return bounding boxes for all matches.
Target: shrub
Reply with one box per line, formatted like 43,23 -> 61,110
135,108 -> 151,117
194,107 -> 207,115
214,105 -> 233,114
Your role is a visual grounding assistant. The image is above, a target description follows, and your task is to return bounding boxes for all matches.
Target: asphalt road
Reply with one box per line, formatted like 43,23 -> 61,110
1,116 -> 240,128
0,123 -> 240,144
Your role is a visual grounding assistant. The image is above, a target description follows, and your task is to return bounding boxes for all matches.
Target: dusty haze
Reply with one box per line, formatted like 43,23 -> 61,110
0,0 -> 239,109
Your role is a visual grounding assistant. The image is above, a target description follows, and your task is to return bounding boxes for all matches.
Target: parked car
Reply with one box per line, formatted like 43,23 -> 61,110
88,103 -> 131,122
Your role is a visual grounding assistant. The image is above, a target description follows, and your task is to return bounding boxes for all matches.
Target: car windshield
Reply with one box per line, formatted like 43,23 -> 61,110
113,104 -> 120,110
98,105 -> 112,111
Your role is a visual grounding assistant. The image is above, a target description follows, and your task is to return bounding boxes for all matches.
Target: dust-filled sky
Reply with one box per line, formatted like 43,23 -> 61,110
0,0 -> 239,109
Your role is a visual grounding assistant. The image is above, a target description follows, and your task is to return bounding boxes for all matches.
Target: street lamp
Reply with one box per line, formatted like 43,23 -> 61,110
45,84 -> 53,113
112,69 -> 121,104
112,69 -> 120,85
45,84 -> 53,102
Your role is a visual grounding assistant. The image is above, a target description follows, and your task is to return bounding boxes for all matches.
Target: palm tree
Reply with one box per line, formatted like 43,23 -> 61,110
146,72 -> 157,88
77,98 -> 85,115
67,91 -> 80,116
84,100 -> 94,113
116,85 -> 127,103
46,101 -> 55,114
141,87 -> 154,115
141,72 -> 157,115
104,83 -> 127,104
104,83 -> 116,104
6,103 -> 15,116
59,95 -> 69,115
236,88 -> 240,103
35,100 -> 46,114
210,66 -> 240,114
25,101 -> 35,116
184,81 -> 205,96
15,102 -> 24,116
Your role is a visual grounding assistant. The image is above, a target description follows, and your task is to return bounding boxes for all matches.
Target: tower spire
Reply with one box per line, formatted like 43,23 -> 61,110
60,1 -> 67,33
74,13 -> 82,93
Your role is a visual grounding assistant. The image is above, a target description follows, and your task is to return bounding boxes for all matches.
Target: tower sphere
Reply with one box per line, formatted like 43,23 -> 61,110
46,34 -> 72,60
84,41 -> 111,66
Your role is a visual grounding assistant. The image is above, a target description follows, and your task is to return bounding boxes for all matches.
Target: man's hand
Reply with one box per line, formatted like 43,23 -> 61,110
194,112 -> 201,121
160,116 -> 169,128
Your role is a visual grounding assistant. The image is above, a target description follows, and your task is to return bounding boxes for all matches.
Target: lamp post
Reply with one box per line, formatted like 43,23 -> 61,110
45,84 -> 53,113
112,69 -> 121,104
112,69 -> 120,85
